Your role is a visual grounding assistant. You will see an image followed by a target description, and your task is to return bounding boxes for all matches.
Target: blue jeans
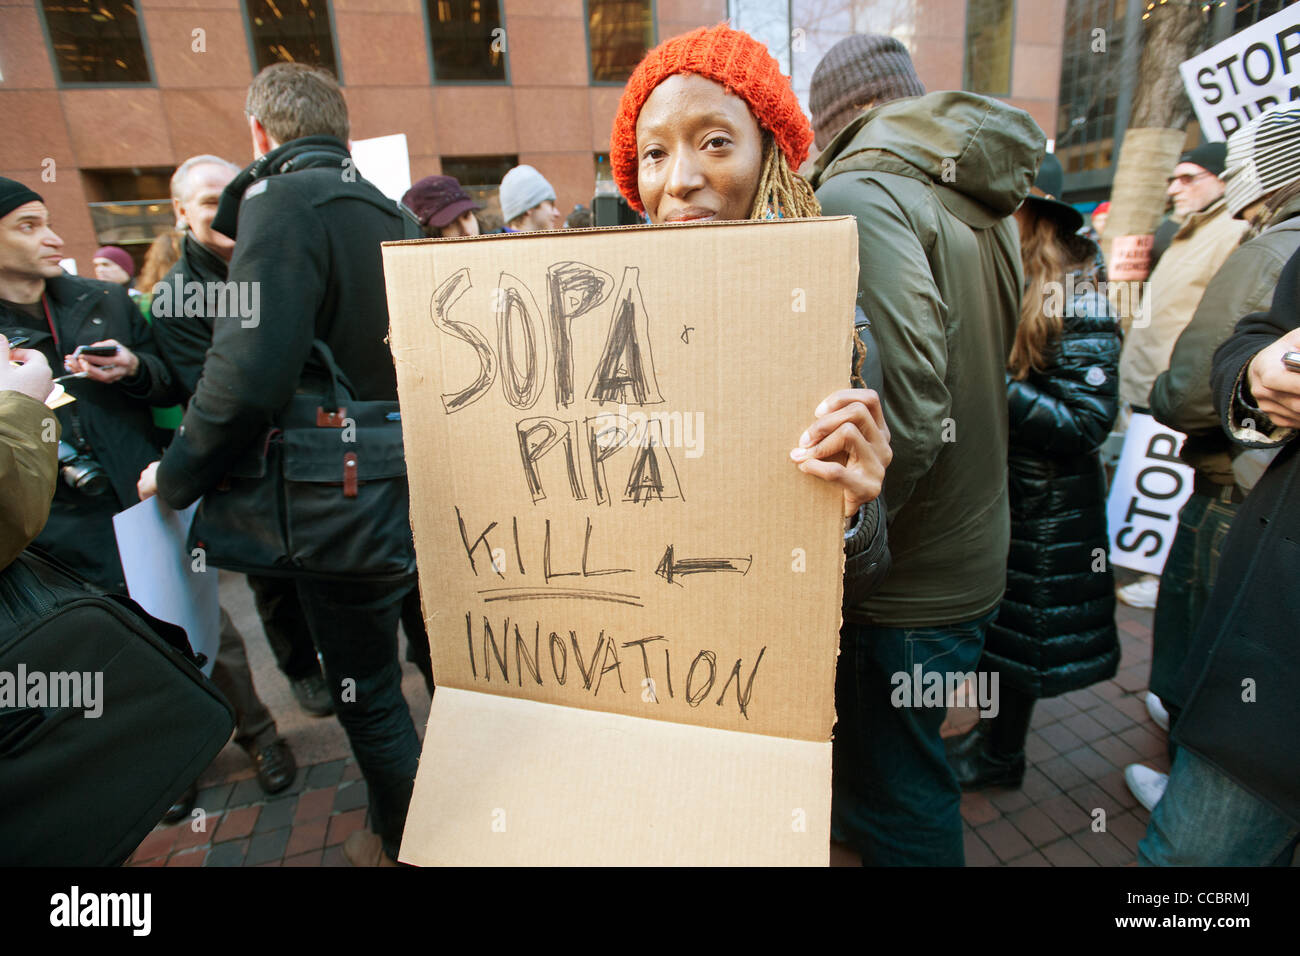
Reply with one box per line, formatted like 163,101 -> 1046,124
1149,490 -> 1238,713
295,577 -> 420,861
833,610 -> 995,866
1139,748 -> 1300,866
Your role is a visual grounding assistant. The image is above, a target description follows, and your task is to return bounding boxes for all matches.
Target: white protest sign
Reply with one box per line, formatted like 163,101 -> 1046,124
1180,4 -> 1300,141
1106,413 -> 1196,575
350,133 -> 412,202
113,498 -> 219,675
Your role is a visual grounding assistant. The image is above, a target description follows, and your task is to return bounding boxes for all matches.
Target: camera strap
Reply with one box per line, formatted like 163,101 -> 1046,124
64,406 -> 91,454
41,295 -> 61,353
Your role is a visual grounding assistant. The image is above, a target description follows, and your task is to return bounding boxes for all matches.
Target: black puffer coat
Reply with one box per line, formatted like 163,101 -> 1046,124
981,250 -> 1121,698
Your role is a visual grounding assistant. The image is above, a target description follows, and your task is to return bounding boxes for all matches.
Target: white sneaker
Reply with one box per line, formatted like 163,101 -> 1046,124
1145,691 -> 1170,731
1118,574 -> 1160,609
1125,764 -> 1168,811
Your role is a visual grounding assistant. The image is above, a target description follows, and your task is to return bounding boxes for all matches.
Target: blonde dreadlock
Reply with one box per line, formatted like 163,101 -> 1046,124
749,133 -> 822,220
748,135 -> 868,387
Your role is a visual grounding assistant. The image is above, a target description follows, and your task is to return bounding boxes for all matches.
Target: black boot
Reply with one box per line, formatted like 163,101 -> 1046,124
950,743 -> 1026,791
944,718 -> 989,760
161,782 -> 197,825
948,687 -> 1035,791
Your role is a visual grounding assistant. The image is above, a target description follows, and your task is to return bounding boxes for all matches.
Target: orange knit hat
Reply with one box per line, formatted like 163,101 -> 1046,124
610,23 -> 813,213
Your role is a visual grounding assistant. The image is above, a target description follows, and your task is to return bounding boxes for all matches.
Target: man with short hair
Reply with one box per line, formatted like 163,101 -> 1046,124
808,35 -> 1044,865
1114,143 -> 1247,612
0,177 -> 173,592
157,154 -> 332,719
1138,246 -> 1300,865
157,157 -> 329,715
138,64 -> 422,866
499,164 -> 563,232
1126,106 -> 1300,811
148,153 -> 342,821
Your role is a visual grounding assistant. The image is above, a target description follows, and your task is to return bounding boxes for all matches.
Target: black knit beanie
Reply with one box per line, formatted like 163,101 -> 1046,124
1178,141 -> 1228,177
810,34 -> 925,151
0,177 -> 43,221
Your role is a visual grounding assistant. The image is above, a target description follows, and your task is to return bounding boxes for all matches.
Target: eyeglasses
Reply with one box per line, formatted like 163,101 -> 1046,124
1167,171 -> 1213,187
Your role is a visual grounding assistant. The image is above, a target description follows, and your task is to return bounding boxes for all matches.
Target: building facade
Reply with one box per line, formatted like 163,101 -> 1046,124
1055,0 -> 1297,202
3,0 -> 1069,266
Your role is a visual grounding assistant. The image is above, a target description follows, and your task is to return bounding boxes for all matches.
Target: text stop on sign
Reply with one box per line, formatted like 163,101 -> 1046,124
1106,413 -> 1196,576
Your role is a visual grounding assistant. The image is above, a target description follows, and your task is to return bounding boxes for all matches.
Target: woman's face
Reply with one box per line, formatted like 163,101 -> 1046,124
439,211 -> 480,238
635,74 -> 765,224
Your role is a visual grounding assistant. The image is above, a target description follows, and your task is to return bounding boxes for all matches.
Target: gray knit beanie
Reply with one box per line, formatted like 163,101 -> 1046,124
499,164 -> 556,225
810,34 -> 925,151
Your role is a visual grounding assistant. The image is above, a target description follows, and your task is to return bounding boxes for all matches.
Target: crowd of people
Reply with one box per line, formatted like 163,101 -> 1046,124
1,21 -> 1297,867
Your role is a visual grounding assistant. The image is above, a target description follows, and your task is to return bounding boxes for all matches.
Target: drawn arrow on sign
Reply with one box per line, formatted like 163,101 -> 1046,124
654,545 -> 752,586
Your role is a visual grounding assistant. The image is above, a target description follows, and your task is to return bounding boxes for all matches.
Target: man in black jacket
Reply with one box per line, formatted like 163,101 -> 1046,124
155,153 -> 333,721
1138,246 -> 1300,865
138,64 -> 422,866
144,154 -> 322,818
0,178 -> 173,592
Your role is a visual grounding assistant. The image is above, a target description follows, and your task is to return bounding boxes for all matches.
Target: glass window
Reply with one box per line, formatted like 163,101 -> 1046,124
1054,0 -> 1126,180
727,0 -> 923,126
729,0 -> 793,76
964,0 -> 1015,96
587,0 -> 653,84
427,0 -> 507,81
440,154 -> 518,188
80,168 -> 175,250
39,0 -> 152,84
244,0 -> 339,76
1235,0 -> 1292,31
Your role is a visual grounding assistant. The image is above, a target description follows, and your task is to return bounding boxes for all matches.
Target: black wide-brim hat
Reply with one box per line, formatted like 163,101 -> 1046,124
1022,152 -> 1084,234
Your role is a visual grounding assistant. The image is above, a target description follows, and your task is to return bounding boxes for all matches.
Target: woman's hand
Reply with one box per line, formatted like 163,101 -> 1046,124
790,388 -> 891,517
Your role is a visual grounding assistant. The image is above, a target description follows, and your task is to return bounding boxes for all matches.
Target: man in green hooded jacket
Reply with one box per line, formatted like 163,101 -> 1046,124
808,34 -> 1044,866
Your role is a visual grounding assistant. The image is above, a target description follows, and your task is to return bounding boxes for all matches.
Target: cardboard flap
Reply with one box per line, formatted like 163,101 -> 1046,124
399,687 -> 832,866
383,218 -> 859,864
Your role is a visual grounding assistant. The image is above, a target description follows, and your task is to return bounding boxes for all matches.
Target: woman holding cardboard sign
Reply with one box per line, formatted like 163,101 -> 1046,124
609,24 -> 892,592
610,24 -> 893,858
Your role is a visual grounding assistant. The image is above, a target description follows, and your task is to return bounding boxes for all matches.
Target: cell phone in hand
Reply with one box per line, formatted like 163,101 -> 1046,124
77,345 -> 119,357
4,333 -> 31,348
1283,350 -> 1300,373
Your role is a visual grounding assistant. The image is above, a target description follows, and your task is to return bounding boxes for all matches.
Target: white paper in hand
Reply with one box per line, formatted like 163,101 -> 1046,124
113,498 -> 220,676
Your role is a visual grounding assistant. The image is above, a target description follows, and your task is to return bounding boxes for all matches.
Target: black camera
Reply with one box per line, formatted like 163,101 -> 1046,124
57,440 -> 110,496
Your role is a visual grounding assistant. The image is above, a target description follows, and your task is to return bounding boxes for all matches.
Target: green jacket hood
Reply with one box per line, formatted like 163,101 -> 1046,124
810,90 -> 1046,225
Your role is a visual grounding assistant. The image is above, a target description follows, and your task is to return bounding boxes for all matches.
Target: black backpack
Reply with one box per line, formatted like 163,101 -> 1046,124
0,548 -> 235,866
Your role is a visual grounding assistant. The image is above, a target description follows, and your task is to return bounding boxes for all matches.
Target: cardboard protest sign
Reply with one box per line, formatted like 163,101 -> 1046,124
382,218 -> 858,865
1180,4 -> 1300,141
1109,234 -> 1154,282
1107,413 -> 1196,576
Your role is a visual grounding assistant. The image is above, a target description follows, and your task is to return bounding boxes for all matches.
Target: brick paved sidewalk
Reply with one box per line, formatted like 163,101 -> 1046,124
128,573 -> 1182,867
